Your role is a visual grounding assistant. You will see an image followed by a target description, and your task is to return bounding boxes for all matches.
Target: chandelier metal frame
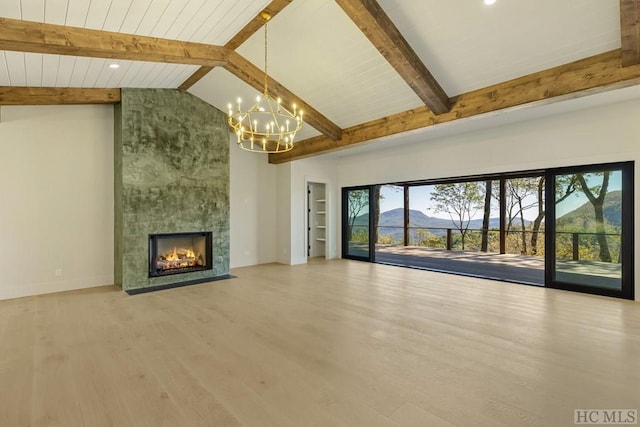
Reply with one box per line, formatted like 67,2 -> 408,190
227,12 -> 303,153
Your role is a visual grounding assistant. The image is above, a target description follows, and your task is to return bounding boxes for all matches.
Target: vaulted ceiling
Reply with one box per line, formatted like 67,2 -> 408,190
1,0 -> 639,164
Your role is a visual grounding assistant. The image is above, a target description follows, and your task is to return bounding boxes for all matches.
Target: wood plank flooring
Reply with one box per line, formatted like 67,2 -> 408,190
1,259 -> 639,426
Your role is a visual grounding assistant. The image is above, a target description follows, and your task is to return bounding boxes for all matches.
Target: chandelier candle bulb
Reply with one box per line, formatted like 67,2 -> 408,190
227,12 -> 303,153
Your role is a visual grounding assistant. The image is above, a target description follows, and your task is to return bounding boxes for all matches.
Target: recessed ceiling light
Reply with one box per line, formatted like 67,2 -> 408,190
484,0 -> 496,4
109,63 -> 120,69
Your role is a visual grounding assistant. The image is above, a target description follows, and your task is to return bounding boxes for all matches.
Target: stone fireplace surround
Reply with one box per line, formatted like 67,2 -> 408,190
114,88 -> 230,293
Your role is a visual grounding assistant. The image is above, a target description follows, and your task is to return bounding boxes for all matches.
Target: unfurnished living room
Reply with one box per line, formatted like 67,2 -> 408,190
1,0 -> 639,426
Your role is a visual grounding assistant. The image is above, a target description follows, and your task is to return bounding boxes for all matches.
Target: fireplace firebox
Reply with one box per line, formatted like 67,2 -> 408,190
149,232 -> 213,277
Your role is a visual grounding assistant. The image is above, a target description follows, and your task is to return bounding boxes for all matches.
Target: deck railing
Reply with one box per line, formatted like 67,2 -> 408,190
348,225 -> 621,263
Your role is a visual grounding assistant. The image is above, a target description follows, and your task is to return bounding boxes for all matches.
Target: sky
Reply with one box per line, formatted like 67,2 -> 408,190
555,171 -> 621,217
380,184 -> 515,220
377,171 -> 622,222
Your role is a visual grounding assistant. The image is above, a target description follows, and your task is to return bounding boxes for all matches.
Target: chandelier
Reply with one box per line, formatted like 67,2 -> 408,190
228,12 -> 303,153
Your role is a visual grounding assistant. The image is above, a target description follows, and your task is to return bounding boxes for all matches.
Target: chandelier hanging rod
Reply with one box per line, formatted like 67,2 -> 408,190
227,11 -> 304,154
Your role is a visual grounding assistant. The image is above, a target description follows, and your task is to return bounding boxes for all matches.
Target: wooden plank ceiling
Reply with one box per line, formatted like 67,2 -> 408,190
0,0 -> 639,164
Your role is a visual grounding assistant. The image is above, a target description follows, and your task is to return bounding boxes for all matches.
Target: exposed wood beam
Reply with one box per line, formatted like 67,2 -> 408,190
224,51 -> 343,141
0,18 -> 228,67
0,87 -> 120,105
225,0 -> 293,51
178,67 -> 214,91
269,49 -> 640,163
0,14 -> 338,138
178,0 -> 293,90
620,0 -> 640,66
335,0 -> 450,114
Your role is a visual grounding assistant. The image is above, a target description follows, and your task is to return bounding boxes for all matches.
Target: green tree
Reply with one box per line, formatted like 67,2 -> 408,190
372,186 -> 381,244
347,189 -> 368,241
414,228 -> 444,248
480,180 -> 493,252
375,185 -> 404,245
530,177 -> 545,255
429,182 -> 483,250
507,178 -> 540,254
576,172 -> 612,262
529,174 -> 580,255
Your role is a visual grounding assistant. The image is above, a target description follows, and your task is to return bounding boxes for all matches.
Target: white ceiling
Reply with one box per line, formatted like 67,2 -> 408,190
1,0 -> 638,155
235,0 -> 424,128
0,0 -> 270,87
378,0 -> 622,96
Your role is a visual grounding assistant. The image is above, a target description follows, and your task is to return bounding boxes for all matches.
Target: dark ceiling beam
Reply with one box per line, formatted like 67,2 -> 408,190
179,0 -> 293,90
269,49 -> 640,163
224,51 -> 342,141
0,87 -> 120,105
334,0 -> 450,114
620,0 -> 640,66
0,18 -> 229,66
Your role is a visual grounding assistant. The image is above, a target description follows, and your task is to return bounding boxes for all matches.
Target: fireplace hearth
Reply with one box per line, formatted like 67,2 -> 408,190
149,232 -> 213,277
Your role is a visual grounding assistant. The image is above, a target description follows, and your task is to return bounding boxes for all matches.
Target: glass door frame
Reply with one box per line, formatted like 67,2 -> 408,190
342,186 -> 375,262
341,162 -> 633,300
544,161 -> 634,300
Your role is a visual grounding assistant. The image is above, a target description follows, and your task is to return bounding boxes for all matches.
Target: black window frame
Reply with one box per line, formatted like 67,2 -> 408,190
341,161 -> 635,300
545,161 -> 634,300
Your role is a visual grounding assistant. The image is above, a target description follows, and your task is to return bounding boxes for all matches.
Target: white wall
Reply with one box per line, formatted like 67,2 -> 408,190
274,157 -> 340,265
0,102 -> 281,299
335,98 -> 640,300
290,158 -> 340,264
229,145 -> 278,268
0,105 -> 114,300
276,163 -> 292,264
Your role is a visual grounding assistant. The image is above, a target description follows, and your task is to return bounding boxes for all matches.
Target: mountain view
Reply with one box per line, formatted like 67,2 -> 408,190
355,190 -> 622,241
556,190 -> 621,230
356,208 -> 503,240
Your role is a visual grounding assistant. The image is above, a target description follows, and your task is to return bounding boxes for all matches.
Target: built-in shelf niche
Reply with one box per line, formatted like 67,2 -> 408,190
308,183 -> 327,258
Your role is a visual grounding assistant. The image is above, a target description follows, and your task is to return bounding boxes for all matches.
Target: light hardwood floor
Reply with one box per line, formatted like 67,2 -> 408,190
1,259 -> 638,426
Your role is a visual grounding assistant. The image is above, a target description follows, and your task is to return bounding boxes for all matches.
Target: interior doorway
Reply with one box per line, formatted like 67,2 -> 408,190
307,182 -> 327,258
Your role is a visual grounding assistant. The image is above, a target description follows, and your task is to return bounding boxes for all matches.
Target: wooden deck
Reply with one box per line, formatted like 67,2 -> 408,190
375,245 -> 623,290
375,245 -> 546,286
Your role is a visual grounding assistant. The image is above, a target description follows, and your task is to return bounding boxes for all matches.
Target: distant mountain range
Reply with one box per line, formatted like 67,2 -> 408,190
353,189 -> 622,240
356,208 -> 503,238
556,190 -> 621,230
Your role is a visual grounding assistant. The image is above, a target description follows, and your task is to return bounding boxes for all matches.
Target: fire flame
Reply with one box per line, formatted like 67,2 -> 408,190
166,247 -> 178,261
157,246 -> 200,271
165,247 -> 196,261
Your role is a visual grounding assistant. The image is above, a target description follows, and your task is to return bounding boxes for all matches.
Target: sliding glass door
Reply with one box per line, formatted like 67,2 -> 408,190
342,187 -> 373,261
546,162 -> 634,299
342,162 -> 634,299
